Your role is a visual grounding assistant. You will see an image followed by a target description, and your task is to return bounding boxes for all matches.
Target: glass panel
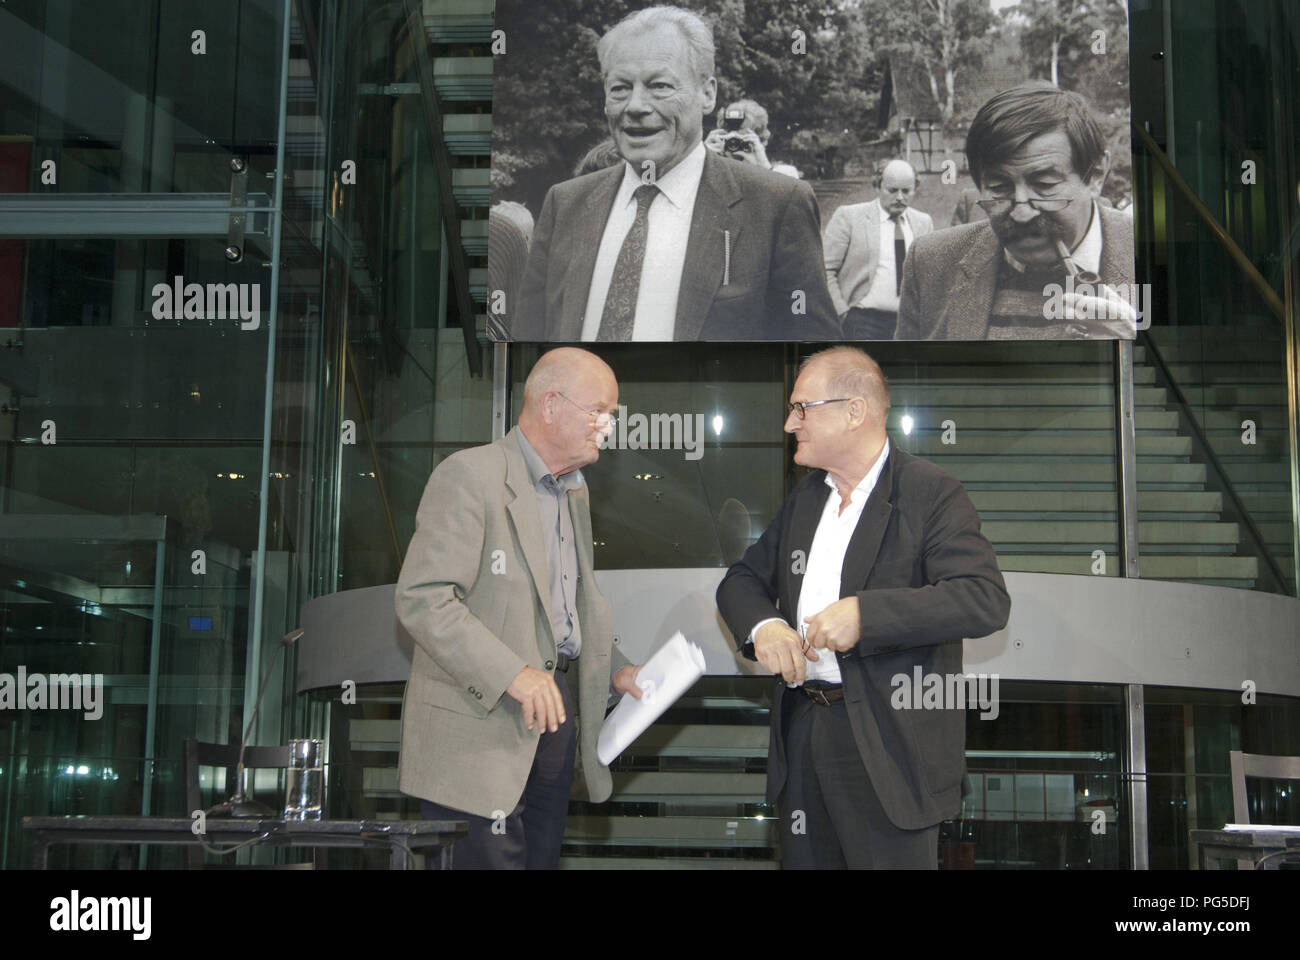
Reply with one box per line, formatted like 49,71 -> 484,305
0,230 -> 269,865
1131,0 -> 1298,594
0,0 -> 286,194
874,341 -> 1120,579
1144,686 -> 1300,868
511,343 -> 789,569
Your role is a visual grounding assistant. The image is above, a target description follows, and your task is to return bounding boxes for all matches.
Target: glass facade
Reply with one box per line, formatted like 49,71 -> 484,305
1,0 -> 1298,871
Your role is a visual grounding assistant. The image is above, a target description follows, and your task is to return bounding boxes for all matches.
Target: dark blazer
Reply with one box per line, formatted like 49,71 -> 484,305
895,203 -> 1135,340
715,446 -> 1011,830
515,150 -> 841,341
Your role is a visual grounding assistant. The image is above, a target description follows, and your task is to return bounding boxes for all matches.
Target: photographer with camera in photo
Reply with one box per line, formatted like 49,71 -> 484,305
705,99 -> 798,177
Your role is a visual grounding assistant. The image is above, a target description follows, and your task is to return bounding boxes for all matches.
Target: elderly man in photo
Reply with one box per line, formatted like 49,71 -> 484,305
716,347 -> 1010,868
396,347 -> 642,869
515,5 -> 838,342
823,158 -> 934,340
896,82 -> 1136,340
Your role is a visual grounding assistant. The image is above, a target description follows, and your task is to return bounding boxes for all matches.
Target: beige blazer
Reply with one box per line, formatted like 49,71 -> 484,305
822,198 -> 934,315
395,427 -> 620,818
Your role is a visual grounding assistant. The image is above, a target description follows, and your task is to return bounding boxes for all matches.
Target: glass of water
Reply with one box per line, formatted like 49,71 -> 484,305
284,738 -> 324,821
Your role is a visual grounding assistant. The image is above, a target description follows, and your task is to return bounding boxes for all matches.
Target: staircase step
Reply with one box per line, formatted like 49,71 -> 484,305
940,461 -> 1206,486
972,490 -> 1221,512
890,385 -> 1168,406
900,435 -> 1190,457
995,554 -> 1258,581
984,520 -> 1239,545
564,816 -> 773,848
612,772 -> 767,801
890,410 -> 1177,431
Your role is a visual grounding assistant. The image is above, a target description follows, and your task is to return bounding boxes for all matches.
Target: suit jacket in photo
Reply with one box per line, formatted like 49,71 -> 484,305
895,203 -> 1135,340
395,427 -> 623,819
822,198 -> 935,316
715,446 -> 1011,830
514,150 -> 840,341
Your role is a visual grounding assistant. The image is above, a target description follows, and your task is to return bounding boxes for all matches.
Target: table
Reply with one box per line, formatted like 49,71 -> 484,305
1189,828 -> 1300,870
23,816 -> 468,870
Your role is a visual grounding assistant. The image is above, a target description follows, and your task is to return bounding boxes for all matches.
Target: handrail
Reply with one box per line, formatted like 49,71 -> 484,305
1132,123 -> 1285,322
1138,330 -> 1289,594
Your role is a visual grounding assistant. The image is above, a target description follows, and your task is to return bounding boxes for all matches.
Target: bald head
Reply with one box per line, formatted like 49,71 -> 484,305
878,159 -> 917,217
799,347 -> 890,419
519,348 -> 619,476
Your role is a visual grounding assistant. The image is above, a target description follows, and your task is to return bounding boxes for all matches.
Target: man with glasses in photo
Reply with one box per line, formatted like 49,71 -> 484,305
396,347 -> 643,868
896,82 -> 1136,340
716,347 -> 1010,868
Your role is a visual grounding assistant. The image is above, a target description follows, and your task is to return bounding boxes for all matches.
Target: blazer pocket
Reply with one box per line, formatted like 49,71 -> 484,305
711,269 -> 764,301
420,678 -> 491,718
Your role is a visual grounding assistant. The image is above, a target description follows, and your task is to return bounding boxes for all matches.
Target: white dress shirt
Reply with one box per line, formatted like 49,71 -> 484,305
855,215 -> 912,312
581,141 -> 708,341
749,439 -> 891,685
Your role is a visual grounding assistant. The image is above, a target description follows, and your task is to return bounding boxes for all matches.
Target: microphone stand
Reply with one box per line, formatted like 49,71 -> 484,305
206,627 -> 305,818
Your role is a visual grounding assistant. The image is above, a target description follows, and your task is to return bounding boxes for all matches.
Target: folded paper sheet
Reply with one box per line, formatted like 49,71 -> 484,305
597,631 -> 706,765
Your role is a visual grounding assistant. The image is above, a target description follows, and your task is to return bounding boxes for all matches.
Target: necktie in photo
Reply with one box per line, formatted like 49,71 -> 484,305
597,184 -> 659,341
892,214 -> 906,295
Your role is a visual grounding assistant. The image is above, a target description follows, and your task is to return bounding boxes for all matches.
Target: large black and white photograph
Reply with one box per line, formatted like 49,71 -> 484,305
489,0 -> 1135,342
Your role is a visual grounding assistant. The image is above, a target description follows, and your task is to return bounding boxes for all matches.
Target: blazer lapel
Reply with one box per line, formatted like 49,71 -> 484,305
1098,206 -> 1135,285
785,475 -> 831,620
839,448 -> 896,594
503,433 -> 556,637
676,151 -> 742,341
863,199 -> 882,280
555,167 -> 623,340
942,225 -> 1001,339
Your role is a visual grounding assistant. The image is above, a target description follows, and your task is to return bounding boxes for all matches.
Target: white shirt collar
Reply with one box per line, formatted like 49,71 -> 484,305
823,438 -> 891,507
617,141 -> 707,211
1002,200 -> 1102,275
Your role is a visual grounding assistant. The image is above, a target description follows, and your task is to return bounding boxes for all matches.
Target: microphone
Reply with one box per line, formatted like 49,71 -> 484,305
206,627 -> 305,818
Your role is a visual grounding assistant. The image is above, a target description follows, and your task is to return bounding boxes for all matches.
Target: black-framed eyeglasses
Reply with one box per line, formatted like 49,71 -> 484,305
786,398 -> 851,420
974,195 -> 1076,215
558,392 -> 617,429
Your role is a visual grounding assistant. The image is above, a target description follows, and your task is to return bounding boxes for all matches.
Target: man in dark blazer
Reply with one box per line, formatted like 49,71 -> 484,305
396,348 -> 642,868
716,347 -> 1010,868
513,5 -> 838,342
897,82 -> 1137,340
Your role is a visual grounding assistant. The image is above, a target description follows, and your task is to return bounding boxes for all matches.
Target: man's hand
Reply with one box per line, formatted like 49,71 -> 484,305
612,664 -> 644,699
704,128 -> 771,168
803,597 -> 862,653
506,666 -> 565,733
1060,284 -> 1137,337
754,620 -> 817,685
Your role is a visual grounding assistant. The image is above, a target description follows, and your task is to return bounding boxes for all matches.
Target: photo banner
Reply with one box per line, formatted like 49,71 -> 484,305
489,0 -> 1137,343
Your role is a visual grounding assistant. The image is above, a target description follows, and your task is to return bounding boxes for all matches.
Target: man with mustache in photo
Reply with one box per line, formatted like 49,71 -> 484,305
895,82 -> 1136,340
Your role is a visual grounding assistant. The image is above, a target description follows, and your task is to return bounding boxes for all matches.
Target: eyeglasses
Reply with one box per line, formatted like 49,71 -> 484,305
559,392 -> 617,429
786,398 -> 851,420
975,195 -> 1077,215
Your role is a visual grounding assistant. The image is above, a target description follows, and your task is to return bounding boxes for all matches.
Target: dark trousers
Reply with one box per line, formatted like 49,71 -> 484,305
843,306 -> 898,341
777,690 -> 939,869
420,670 -> 577,869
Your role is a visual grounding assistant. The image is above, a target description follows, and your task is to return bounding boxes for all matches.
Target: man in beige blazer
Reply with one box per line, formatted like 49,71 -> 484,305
396,347 -> 641,869
822,159 -> 934,340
